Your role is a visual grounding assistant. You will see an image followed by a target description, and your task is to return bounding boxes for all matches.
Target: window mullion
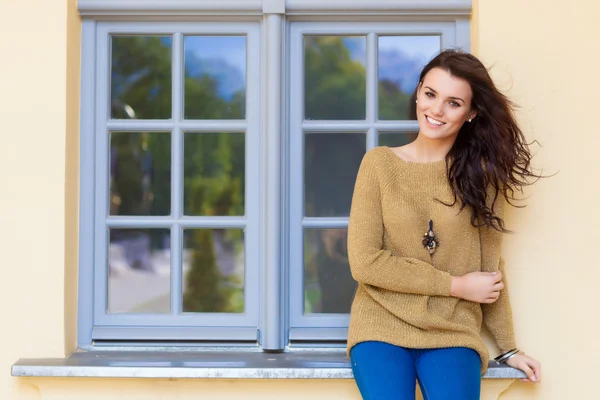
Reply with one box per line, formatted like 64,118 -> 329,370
262,13 -> 285,350
171,33 -> 184,316
172,32 -> 183,124
366,32 -> 377,125
366,33 -> 378,149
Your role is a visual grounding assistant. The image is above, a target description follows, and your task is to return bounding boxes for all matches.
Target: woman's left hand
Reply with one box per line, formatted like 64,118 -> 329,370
505,354 -> 541,383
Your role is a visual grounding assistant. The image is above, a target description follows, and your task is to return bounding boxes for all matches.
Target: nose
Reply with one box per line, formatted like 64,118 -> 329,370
431,100 -> 444,117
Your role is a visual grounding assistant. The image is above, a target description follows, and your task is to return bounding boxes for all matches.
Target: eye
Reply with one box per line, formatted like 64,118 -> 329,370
425,91 -> 435,98
449,101 -> 461,108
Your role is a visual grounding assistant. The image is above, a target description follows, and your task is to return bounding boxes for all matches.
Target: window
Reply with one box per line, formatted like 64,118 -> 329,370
80,22 -> 261,343
78,9 -> 470,349
288,23 -> 448,342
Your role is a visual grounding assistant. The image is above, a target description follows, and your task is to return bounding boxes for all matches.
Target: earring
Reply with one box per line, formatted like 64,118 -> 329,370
415,100 -> 418,104
468,118 -> 472,122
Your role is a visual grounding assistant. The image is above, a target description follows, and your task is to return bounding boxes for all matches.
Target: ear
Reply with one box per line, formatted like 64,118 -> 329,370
468,111 -> 477,121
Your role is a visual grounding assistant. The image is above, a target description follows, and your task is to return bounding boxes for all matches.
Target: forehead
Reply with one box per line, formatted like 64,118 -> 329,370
422,67 -> 473,99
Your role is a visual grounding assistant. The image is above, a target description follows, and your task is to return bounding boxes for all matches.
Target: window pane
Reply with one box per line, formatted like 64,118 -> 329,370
305,133 -> 365,217
110,132 -> 171,216
183,133 -> 245,216
378,132 -> 418,148
378,36 -> 441,120
183,229 -> 245,313
108,229 -> 171,314
304,229 -> 355,314
111,36 -> 172,119
304,36 -> 366,120
184,36 -> 246,119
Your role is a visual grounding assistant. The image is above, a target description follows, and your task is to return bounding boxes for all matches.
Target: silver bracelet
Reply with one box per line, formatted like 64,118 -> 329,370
494,348 -> 522,364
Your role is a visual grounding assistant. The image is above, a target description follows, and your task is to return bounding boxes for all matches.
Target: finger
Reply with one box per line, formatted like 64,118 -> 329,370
531,361 -> 542,381
493,282 -> 505,291
487,292 -> 500,301
519,363 -> 536,382
520,378 -> 531,383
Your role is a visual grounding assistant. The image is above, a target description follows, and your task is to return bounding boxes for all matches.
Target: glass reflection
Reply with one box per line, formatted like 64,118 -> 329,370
378,36 -> 441,120
110,132 -> 171,216
378,132 -> 418,148
304,229 -> 356,314
111,36 -> 172,119
305,133 -> 365,217
183,133 -> 245,216
182,229 -> 245,313
108,229 -> 171,314
184,36 -> 246,119
304,36 -> 366,120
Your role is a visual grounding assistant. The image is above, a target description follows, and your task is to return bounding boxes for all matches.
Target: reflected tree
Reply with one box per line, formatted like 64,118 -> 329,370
183,133 -> 245,313
305,37 -> 366,120
111,36 -> 244,313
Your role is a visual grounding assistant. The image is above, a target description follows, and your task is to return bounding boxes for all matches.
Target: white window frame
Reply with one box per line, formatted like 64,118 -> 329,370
78,20 -> 262,346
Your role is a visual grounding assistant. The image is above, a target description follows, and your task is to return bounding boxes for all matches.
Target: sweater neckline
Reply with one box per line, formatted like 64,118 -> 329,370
383,146 -> 448,168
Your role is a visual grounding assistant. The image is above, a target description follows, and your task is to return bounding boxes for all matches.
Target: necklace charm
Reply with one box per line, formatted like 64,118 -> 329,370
422,220 -> 439,255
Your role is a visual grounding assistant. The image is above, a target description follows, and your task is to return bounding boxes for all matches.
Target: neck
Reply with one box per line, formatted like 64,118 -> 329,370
409,134 -> 456,162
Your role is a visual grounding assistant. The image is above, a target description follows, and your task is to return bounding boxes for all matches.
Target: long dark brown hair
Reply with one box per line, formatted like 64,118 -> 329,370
418,49 -> 541,232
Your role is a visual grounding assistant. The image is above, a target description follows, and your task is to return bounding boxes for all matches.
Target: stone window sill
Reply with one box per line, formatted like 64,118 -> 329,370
12,350 -> 526,379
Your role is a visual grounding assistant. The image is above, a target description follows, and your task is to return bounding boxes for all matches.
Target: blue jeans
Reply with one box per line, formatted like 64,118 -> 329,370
350,341 -> 481,400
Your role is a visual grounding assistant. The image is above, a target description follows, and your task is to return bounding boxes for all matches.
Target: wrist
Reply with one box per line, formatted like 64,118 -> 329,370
494,348 -> 523,364
450,276 -> 462,298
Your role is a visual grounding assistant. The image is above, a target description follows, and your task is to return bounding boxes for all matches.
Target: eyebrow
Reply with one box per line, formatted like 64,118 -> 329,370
424,86 -> 465,103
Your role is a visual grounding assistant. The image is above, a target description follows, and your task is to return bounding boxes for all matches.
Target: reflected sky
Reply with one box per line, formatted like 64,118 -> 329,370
379,35 -> 440,59
184,36 -> 246,101
378,36 -> 440,93
342,37 -> 366,66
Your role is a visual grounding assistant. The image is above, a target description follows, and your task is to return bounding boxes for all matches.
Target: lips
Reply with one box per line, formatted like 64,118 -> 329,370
426,115 -> 446,126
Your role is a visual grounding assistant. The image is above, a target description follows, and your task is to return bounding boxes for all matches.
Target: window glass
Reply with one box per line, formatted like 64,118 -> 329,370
184,36 -> 247,119
304,228 -> 355,314
182,229 -> 245,313
304,36 -> 367,120
183,132 -> 245,216
304,133 -> 365,217
111,36 -> 172,119
108,229 -> 171,313
110,132 -> 171,216
378,132 -> 418,148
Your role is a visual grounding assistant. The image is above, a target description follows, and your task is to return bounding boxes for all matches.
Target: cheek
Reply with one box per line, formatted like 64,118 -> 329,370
447,108 -> 470,123
415,101 -> 428,115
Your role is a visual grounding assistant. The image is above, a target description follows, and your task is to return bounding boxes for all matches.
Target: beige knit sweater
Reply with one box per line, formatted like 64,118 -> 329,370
346,146 -> 517,372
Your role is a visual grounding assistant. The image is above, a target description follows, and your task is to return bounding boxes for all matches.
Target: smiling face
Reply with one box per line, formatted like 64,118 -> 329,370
416,67 -> 477,144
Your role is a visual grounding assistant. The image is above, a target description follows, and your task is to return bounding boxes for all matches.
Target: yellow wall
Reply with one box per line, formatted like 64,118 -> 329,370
1,0 -> 597,398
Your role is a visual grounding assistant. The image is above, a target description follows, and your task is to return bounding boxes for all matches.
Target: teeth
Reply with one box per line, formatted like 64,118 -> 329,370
426,116 -> 444,126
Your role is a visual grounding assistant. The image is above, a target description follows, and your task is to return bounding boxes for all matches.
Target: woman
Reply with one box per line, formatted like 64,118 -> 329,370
347,50 -> 542,400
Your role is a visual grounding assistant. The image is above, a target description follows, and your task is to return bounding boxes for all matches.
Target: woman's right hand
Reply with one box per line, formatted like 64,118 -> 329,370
450,271 -> 504,303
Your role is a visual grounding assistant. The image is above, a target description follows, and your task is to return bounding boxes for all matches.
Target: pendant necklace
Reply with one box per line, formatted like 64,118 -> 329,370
422,220 -> 439,255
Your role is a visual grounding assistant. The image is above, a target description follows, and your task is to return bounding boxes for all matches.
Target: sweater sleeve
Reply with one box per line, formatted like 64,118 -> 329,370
479,196 -> 518,353
347,150 -> 453,296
